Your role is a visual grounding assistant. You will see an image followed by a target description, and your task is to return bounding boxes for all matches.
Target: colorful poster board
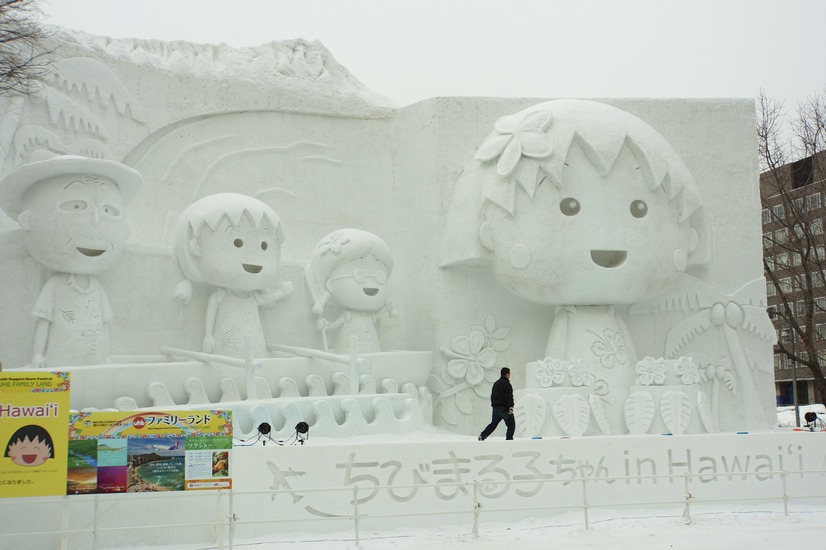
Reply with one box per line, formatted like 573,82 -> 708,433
67,410 -> 232,494
0,372 -> 71,498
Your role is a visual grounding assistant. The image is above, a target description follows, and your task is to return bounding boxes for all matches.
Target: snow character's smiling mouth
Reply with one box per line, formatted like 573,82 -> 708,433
363,287 -> 379,296
77,247 -> 105,257
242,264 -> 262,274
590,250 -> 627,268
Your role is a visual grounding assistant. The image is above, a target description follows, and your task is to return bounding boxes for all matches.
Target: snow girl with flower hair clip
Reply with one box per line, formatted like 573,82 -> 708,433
305,228 -> 393,354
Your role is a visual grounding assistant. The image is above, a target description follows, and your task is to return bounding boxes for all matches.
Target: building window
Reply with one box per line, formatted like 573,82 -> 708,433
774,354 -> 788,370
814,276 -> 825,288
762,208 -> 771,225
775,228 -> 787,244
816,323 -> 826,340
793,156 -> 814,189
765,256 -> 775,271
815,296 -> 826,313
776,252 -> 789,268
813,218 -> 823,235
806,192 -> 821,210
796,300 -> 806,316
779,278 -> 792,293
793,197 -> 804,212
774,204 -> 785,220
766,281 -> 776,296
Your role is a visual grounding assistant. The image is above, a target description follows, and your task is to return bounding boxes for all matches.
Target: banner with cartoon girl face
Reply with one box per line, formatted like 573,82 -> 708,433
0,372 -> 70,498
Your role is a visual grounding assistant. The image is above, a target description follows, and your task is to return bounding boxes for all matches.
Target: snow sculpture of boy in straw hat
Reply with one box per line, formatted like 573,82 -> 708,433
0,155 -> 143,368
173,193 -> 293,358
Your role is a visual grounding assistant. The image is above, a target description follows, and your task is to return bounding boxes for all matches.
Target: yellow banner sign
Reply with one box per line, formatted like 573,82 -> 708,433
0,372 -> 70,498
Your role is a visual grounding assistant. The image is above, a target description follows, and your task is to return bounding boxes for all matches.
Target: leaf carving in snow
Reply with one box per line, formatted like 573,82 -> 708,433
44,87 -> 106,138
13,125 -> 66,162
552,394 -> 590,437
455,391 -> 473,415
624,391 -> 655,434
588,394 -> 610,435
660,390 -> 692,435
696,391 -> 716,433
515,394 -> 546,437
50,57 -> 146,122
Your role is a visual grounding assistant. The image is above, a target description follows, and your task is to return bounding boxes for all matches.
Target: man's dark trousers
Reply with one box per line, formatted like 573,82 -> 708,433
480,407 -> 515,440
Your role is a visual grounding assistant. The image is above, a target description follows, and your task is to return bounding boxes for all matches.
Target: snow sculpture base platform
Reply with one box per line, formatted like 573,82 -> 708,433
1,431 -> 824,550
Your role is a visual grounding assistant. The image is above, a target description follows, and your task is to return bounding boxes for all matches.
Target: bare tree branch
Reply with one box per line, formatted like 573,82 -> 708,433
761,87 -> 826,404
0,0 -> 52,96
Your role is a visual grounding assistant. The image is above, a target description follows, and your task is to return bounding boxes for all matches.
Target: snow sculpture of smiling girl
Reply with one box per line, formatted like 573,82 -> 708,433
174,193 -> 292,358
440,99 -> 706,434
305,229 -> 393,355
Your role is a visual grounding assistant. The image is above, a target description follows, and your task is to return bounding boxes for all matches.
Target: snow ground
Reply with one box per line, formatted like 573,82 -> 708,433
128,506 -> 826,550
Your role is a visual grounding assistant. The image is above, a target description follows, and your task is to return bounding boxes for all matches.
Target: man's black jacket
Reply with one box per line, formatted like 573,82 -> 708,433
490,375 -> 513,409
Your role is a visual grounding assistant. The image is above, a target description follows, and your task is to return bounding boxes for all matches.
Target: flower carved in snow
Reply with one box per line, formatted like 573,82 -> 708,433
534,357 -> 566,388
674,357 -> 700,385
475,110 -> 554,178
635,357 -> 666,386
588,328 -> 628,369
318,232 -> 351,255
444,328 -> 498,387
567,359 -> 596,387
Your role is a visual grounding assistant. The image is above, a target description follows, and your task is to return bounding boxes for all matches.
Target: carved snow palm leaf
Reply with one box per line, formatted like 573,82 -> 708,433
552,394 -> 590,436
696,390 -> 717,432
588,394 -> 610,435
515,394 -> 546,437
49,57 -> 146,122
12,125 -> 66,162
624,391 -> 656,434
43,87 -> 107,137
664,312 -> 713,359
660,390 -> 692,435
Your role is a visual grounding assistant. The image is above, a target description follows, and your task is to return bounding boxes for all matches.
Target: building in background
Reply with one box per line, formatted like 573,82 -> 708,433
762,151 -> 826,406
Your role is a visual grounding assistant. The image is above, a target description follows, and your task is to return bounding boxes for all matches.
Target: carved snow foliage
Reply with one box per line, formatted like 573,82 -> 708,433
588,394 -> 610,435
697,390 -> 717,432
13,125 -> 66,162
44,87 -> 106,138
660,390 -> 692,435
430,315 -> 510,427
48,57 -> 145,122
67,139 -> 113,159
515,393 -> 546,437
624,391 -> 656,434
552,394 -> 590,437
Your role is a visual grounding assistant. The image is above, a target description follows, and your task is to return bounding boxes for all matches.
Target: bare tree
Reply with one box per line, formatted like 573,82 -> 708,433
759,88 -> 826,405
0,0 -> 50,96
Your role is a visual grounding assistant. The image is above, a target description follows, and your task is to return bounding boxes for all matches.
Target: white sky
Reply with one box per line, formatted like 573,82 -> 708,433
41,0 -> 826,109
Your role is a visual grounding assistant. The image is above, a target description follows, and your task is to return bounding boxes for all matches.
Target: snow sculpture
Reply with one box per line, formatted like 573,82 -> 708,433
440,99 -> 711,435
0,155 -> 142,367
305,228 -> 394,354
173,193 -> 293,358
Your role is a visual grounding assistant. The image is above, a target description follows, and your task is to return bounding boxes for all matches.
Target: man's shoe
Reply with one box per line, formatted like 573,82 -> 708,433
478,436 -> 484,441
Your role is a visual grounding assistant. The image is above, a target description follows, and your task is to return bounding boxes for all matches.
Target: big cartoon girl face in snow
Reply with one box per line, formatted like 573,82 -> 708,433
192,214 -> 282,292
480,142 -> 695,306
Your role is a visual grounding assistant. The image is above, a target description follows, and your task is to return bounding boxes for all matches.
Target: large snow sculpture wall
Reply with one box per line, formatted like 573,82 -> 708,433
0,29 -> 774,436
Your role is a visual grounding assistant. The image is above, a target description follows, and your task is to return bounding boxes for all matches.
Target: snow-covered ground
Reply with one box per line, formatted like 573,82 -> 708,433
124,505 -> 826,549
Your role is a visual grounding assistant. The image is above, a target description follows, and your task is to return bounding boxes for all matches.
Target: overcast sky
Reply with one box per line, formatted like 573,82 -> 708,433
42,0 -> 825,109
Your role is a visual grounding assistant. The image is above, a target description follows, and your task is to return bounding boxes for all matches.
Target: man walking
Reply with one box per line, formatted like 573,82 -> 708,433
479,367 -> 515,440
